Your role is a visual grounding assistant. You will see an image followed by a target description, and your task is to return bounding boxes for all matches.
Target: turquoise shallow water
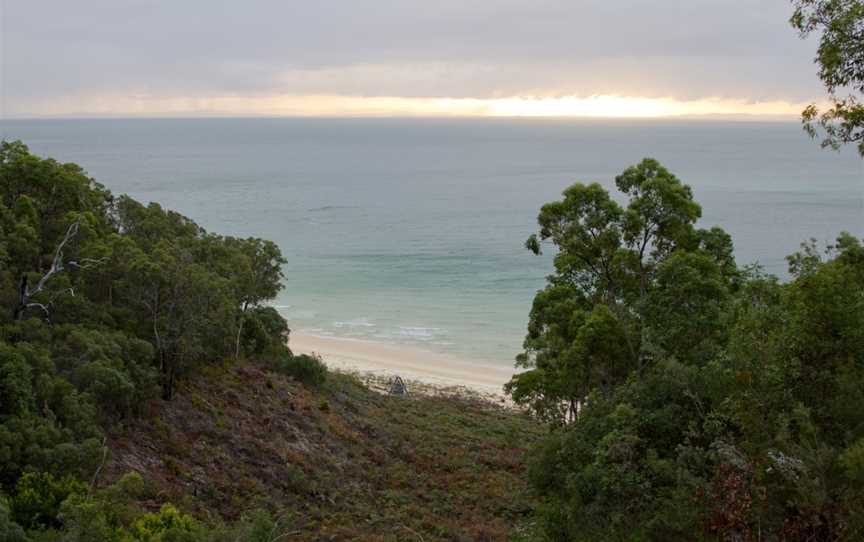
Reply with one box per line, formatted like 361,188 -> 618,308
2,118 -> 862,365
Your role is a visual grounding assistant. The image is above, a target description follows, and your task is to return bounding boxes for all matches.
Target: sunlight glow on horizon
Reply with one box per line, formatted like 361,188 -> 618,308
8,93 -> 812,119
483,95 -> 807,118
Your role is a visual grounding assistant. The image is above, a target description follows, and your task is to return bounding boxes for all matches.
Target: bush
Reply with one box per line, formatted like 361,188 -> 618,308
241,307 -> 290,357
0,499 -> 27,542
0,347 -> 33,418
56,473 -> 152,542
9,472 -> 87,530
129,504 -> 203,542
271,353 -> 327,387
213,509 -> 295,542
58,495 -> 127,542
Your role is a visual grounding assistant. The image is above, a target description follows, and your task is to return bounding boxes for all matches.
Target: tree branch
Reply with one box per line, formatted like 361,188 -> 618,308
27,218 -> 81,298
14,218 -> 97,321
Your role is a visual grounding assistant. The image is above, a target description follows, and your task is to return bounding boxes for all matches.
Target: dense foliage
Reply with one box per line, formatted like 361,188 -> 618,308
507,159 -> 733,425
510,159 -> 864,540
0,141 -> 323,539
791,0 -> 864,155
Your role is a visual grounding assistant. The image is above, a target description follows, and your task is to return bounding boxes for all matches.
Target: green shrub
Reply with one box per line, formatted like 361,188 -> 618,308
241,307 -> 290,357
9,472 -> 86,530
271,353 -> 327,387
53,473 -> 161,542
840,437 -> 864,485
53,327 -> 159,419
58,494 -> 127,542
214,509 -> 294,542
74,363 -> 136,418
129,504 -> 203,542
0,348 -> 33,418
0,498 -> 27,542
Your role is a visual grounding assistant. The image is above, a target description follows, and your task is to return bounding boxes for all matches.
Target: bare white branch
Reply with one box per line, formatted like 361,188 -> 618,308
25,302 -> 50,318
48,287 -> 76,304
28,218 -> 81,298
68,257 -> 107,269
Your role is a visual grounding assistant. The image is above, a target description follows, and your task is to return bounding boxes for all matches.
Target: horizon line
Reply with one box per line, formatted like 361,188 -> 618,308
0,112 -> 803,123
0,93 -> 814,122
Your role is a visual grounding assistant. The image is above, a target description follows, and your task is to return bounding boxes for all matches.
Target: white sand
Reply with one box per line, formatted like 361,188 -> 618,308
289,332 -> 516,396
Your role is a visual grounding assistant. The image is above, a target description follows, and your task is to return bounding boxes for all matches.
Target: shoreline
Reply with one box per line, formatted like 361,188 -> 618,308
289,331 -> 516,397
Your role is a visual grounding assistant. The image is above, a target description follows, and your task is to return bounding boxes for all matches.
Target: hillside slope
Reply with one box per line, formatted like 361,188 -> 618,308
103,363 -> 541,541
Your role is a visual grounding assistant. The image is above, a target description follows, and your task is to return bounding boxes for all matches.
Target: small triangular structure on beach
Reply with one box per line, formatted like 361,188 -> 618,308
388,375 -> 408,395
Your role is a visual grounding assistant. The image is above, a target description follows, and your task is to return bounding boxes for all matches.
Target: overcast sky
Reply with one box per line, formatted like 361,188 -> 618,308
0,0 -> 825,117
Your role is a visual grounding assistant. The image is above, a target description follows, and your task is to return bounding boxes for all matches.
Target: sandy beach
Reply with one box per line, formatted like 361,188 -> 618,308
289,332 -> 516,396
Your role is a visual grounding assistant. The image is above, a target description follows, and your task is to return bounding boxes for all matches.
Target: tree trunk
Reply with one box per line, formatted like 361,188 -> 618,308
161,355 -> 175,400
234,313 -> 246,360
234,303 -> 248,360
13,275 -> 28,320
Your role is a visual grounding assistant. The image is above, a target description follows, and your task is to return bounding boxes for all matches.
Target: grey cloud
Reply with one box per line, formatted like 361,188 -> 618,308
0,0 -> 824,111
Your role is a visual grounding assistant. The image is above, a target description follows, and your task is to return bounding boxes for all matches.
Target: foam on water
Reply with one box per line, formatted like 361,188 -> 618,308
397,326 -> 442,339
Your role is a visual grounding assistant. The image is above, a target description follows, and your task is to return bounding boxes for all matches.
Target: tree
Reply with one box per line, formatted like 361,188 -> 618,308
521,233 -> 864,540
790,0 -> 864,155
223,237 -> 286,359
10,218 -> 105,322
641,251 -> 731,364
0,141 -> 112,268
0,142 -> 305,538
0,499 -> 26,542
509,159 -> 730,424
122,239 -> 232,400
110,198 -> 289,398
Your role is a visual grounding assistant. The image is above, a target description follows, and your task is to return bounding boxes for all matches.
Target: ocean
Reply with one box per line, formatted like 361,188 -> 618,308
2,117 -> 862,366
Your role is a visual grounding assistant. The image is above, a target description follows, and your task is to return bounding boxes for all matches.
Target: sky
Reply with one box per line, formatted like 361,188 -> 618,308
0,1 -> 827,118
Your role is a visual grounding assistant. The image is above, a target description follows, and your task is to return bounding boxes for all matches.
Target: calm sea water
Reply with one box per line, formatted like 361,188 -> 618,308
2,118 -> 862,365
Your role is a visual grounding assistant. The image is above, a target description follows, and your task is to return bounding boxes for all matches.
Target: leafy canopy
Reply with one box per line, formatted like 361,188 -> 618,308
791,0 -> 864,155
0,141 -> 325,537
509,158 -> 734,425
514,159 -> 864,539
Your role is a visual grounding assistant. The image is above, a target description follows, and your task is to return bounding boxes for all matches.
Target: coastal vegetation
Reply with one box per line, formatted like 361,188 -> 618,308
0,141 -> 540,541
791,0 -> 864,155
3,141 -> 860,541
505,5 -> 864,539
509,159 -> 864,540
1,4 -> 862,541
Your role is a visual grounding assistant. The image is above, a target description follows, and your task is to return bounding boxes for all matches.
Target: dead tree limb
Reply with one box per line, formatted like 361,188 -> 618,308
13,218 -> 83,321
